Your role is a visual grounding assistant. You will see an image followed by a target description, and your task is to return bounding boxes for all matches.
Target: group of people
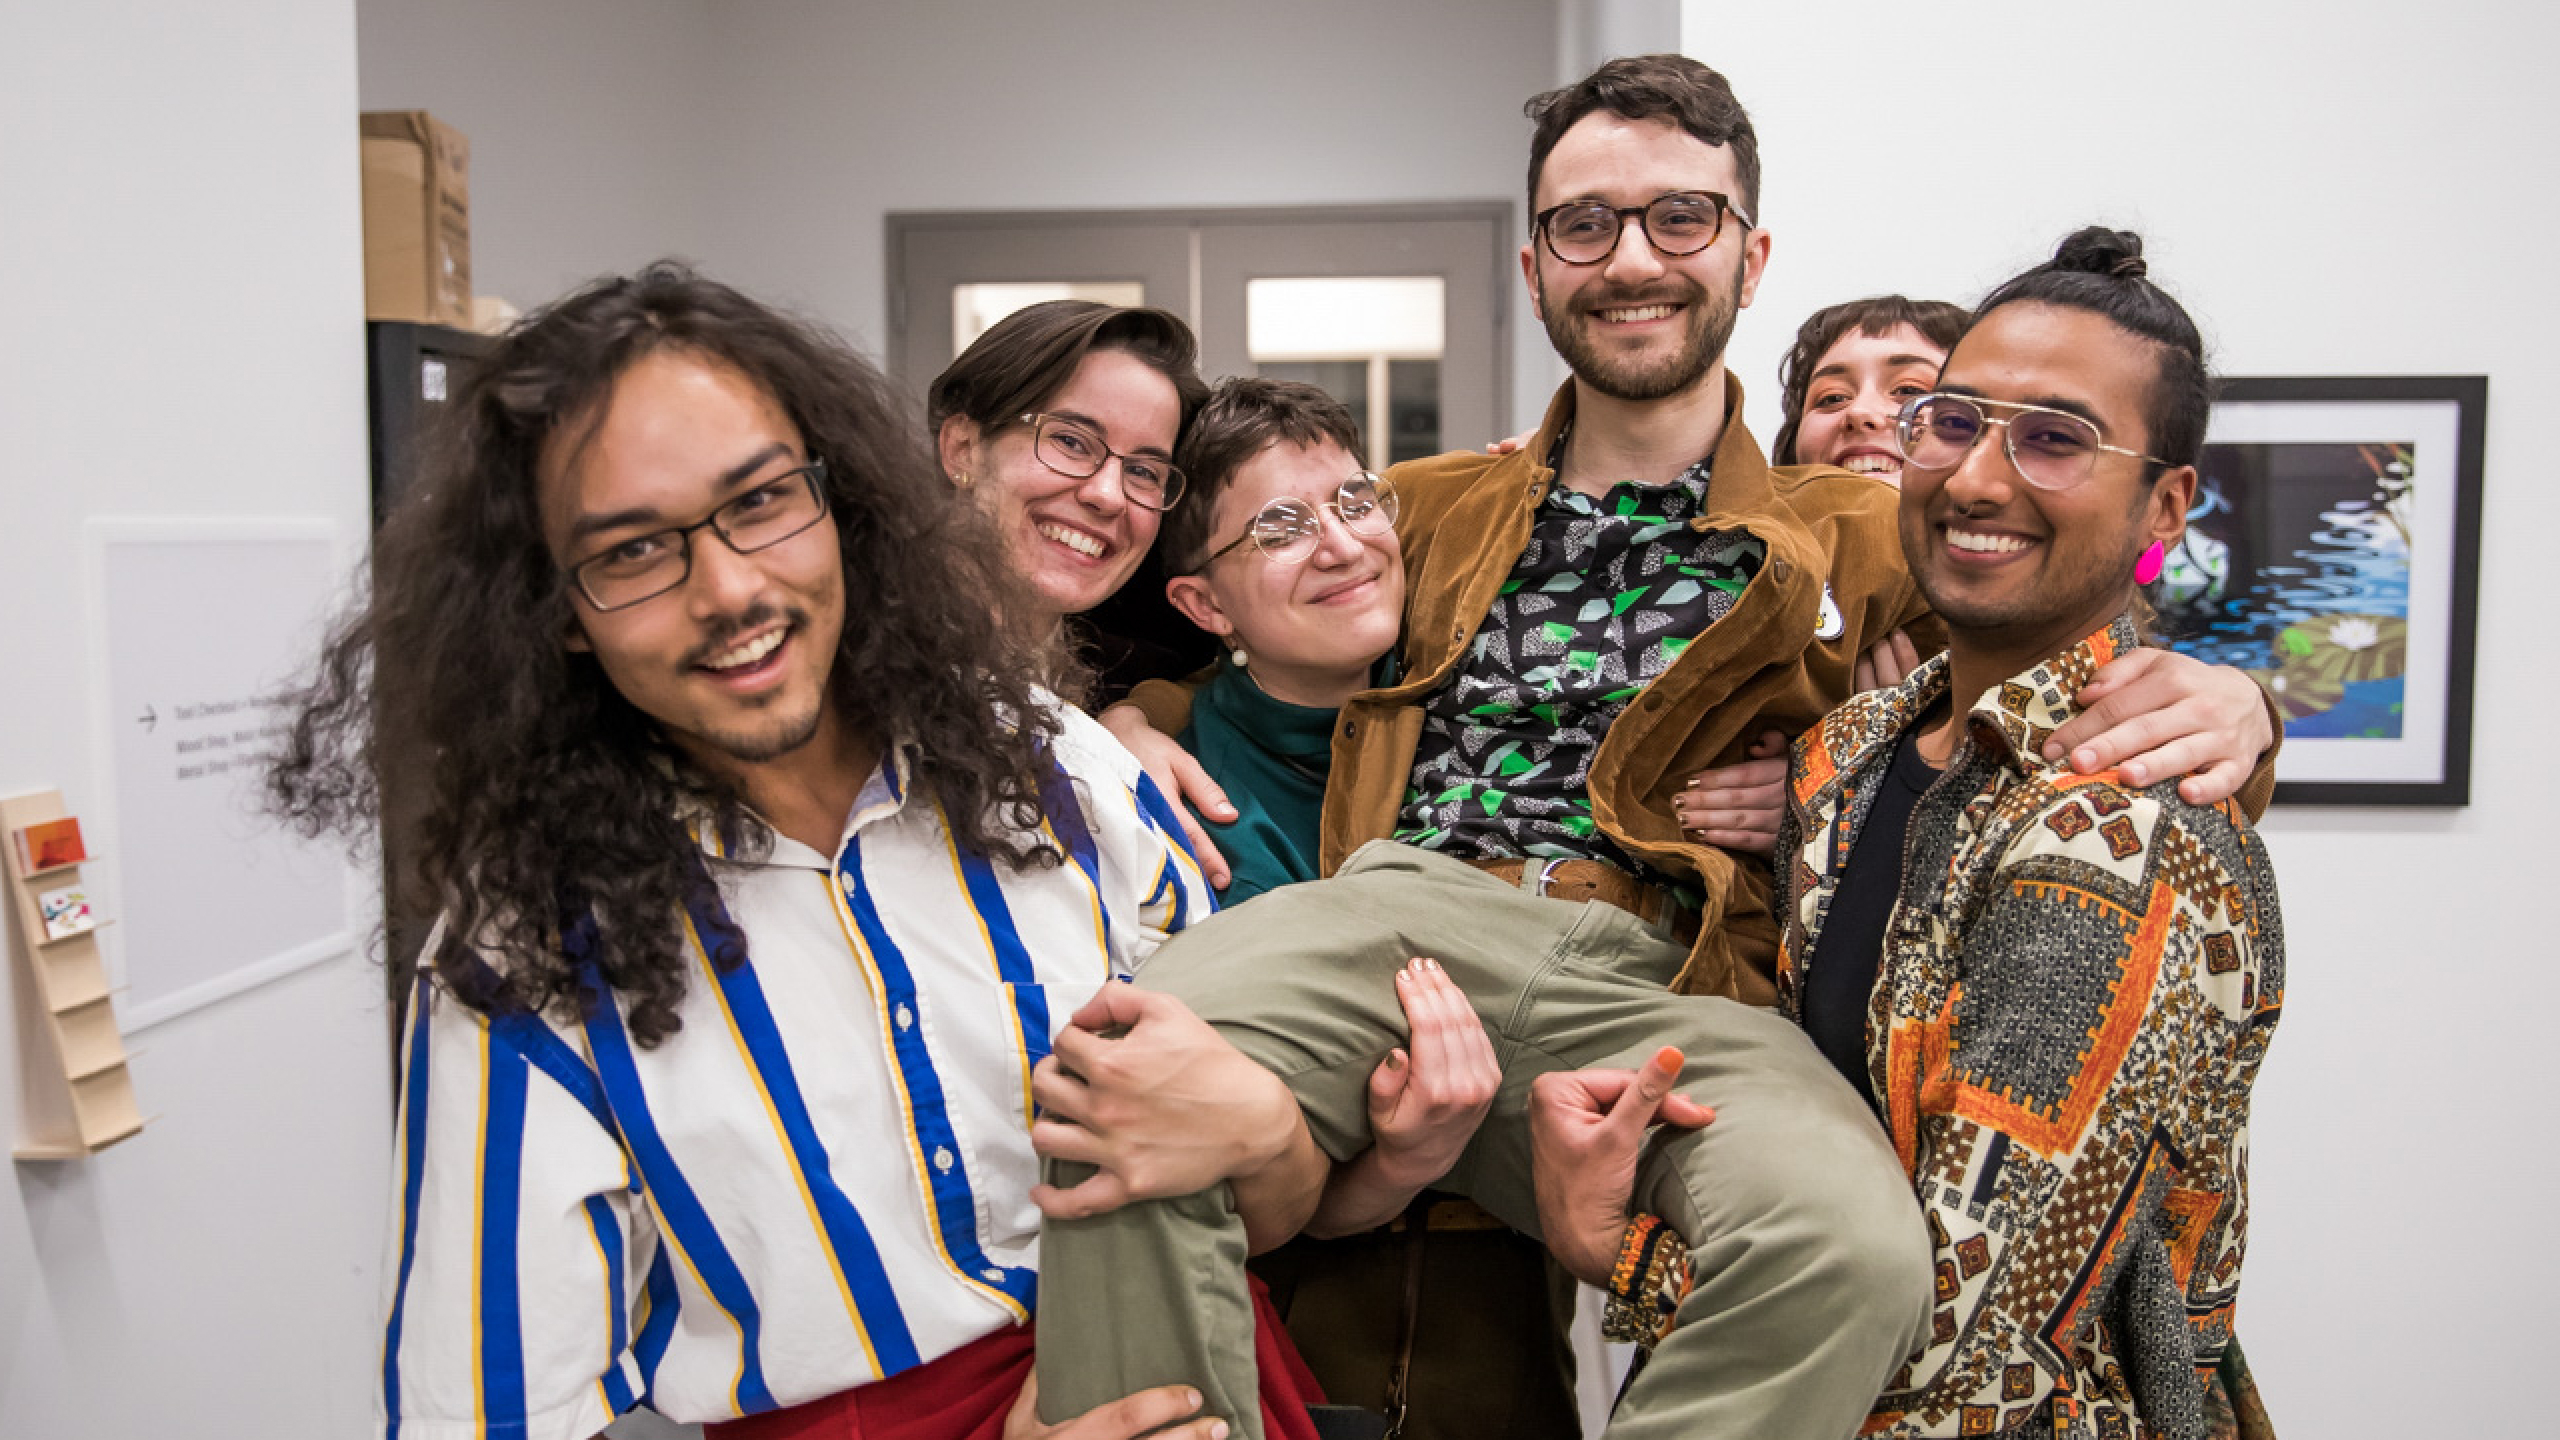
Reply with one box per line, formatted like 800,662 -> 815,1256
271,52 -> 2285,1440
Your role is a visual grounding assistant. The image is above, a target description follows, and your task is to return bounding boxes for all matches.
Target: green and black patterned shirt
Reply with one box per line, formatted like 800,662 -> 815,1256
1393,451 -> 1763,876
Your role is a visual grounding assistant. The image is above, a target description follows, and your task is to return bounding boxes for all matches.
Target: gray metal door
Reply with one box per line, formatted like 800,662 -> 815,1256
887,204 -> 1510,464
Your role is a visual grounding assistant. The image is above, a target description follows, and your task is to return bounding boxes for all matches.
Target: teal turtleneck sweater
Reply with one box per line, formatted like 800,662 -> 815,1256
1176,660 -> 1339,906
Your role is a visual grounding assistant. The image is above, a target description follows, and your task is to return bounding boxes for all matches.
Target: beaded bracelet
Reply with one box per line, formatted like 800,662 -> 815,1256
1600,1213 -> 1692,1349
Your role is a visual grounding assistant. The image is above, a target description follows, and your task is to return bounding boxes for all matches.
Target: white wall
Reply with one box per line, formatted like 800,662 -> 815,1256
0,0 -> 389,1436
356,0 -> 719,312
1691,2 -> 2558,1433
357,0 -> 1566,431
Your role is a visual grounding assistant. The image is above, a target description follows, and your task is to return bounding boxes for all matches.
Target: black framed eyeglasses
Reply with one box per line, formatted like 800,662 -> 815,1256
1533,190 -> 1753,266
1019,412 -> 1185,512
1893,394 -> 2167,493
1198,472 -> 1399,569
569,461 -> 831,611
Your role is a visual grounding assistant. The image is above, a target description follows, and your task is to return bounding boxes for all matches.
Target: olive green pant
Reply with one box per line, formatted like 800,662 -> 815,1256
1037,842 -> 1933,1440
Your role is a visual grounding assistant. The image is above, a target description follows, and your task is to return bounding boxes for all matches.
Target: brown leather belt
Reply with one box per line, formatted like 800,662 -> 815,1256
1471,856 -> 1701,947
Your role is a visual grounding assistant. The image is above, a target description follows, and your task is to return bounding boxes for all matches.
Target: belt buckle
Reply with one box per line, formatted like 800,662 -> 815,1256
1530,857 -> 1562,899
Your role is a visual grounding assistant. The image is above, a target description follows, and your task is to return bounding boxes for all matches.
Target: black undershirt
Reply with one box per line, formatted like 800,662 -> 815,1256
1802,718 -> 1946,1111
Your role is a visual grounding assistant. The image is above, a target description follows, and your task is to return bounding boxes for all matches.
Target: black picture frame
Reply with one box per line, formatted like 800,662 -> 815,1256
2155,375 -> 2485,806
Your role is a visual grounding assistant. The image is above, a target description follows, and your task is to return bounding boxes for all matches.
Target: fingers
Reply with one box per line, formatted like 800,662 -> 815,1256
1858,629 -> 1920,693
1391,960 -> 1497,1109
2047,692 -> 2185,776
1057,1383 -> 1224,1440
1063,982 -> 1158,1038
1367,1047 -> 1411,1114
2069,643 -> 2165,703
1685,756 -> 1787,795
1030,1167 -> 1134,1221
1676,789 -> 1784,820
1746,728 -> 1789,760
1141,746 -> 1233,890
1529,1066 -> 1622,1121
1107,713 -> 1237,889
1657,1094 -> 1717,1130
1413,959 -> 1499,1100
1006,1371 -> 1045,1438
1166,747 -> 1237,823
1029,1115 -> 1108,1168
2176,756 -> 2251,807
1674,762 -> 1784,853
1602,1046 -> 1684,1139
2116,734 -> 2213,790
1028,1055 -> 1093,1120
1167,803 -> 1233,893
2052,649 -> 2266,787
1887,629 -> 1922,681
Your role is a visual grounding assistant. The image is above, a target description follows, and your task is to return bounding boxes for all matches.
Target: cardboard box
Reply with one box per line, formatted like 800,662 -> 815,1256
360,111 -> 471,325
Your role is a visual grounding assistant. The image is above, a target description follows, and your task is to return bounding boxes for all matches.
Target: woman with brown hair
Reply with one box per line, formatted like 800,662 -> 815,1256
929,301 -> 1220,702
1769,294 -> 1970,479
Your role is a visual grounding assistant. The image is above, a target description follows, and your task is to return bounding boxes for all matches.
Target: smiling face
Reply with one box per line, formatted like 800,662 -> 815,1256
540,348 -> 847,775
941,347 -> 1182,622
1521,113 -> 1770,404
1899,302 -> 2196,670
1164,438 -> 1404,708
1792,323 -> 1948,484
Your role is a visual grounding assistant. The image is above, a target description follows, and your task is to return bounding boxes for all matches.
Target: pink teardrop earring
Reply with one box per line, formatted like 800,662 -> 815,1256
2134,541 -> 2166,586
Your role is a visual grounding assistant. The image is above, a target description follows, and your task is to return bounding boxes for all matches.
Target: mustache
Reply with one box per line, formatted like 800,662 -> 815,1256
680,604 -> 801,669
1573,280 -> 1703,314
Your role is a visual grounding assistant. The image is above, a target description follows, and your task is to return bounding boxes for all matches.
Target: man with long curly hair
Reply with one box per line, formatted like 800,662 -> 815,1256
269,264 -> 1324,1440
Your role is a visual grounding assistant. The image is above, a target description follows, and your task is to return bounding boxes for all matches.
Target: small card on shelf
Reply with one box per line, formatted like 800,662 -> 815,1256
13,817 -> 88,873
37,885 -> 96,941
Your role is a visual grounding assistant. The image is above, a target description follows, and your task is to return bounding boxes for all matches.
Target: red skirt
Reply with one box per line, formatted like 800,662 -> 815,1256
708,1277 -> 1326,1440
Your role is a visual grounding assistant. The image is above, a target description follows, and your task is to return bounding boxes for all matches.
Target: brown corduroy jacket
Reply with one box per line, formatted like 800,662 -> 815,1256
1134,376 -> 2272,1004
1140,377 -> 1933,1002
1329,377 -> 1940,1003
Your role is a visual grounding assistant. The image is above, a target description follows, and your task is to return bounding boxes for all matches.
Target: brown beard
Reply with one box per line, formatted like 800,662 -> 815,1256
1539,257 -> 1745,402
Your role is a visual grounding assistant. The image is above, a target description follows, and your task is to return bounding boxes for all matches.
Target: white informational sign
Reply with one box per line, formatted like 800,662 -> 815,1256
86,519 -> 360,1032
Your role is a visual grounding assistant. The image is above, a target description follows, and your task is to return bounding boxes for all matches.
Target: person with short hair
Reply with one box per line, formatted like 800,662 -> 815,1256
1795,228 -> 2283,1437
272,264 -> 1325,1440
1546,228 -> 2285,1438
1037,55 -> 2288,1440
1155,376 -> 1577,1440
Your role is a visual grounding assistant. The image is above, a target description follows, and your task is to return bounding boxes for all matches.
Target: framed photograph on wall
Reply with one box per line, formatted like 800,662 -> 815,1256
2152,376 -> 2485,805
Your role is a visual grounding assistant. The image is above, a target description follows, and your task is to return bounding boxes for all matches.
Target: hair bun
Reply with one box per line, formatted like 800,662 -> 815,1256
2051,225 -> 2148,281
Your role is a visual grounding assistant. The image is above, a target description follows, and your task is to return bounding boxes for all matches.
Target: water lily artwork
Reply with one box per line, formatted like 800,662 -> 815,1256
2155,377 -> 2484,805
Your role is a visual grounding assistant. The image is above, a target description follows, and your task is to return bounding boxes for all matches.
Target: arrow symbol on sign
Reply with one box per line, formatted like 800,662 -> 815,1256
138,705 -> 158,733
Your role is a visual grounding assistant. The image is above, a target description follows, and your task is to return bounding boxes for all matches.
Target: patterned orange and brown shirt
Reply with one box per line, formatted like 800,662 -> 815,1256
1776,616 -> 2285,1439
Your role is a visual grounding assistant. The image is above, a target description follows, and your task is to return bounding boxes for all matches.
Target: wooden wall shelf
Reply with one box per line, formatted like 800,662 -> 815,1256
5,790 -> 145,1160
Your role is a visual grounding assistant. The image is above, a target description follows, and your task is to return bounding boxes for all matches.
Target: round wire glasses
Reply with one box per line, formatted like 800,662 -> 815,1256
1199,471 -> 1400,568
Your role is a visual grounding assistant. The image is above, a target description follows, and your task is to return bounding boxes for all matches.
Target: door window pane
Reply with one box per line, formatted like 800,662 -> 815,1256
1386,359 -> 1441,465
953,281 -> 1147,354
1257,360 -> 1372,443
1247,276 -> 1444,470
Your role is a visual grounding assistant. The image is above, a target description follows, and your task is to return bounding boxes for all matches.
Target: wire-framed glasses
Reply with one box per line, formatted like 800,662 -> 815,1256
570,461 -> 831,611
1533,190 -> 1753,266
1019,412 -> 1185,512
1893,393 -> 2168,492
1200,471 -> 1400,568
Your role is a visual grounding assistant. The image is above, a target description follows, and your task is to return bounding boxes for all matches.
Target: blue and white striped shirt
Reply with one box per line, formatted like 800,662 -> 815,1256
378,706 -> 1212,1439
